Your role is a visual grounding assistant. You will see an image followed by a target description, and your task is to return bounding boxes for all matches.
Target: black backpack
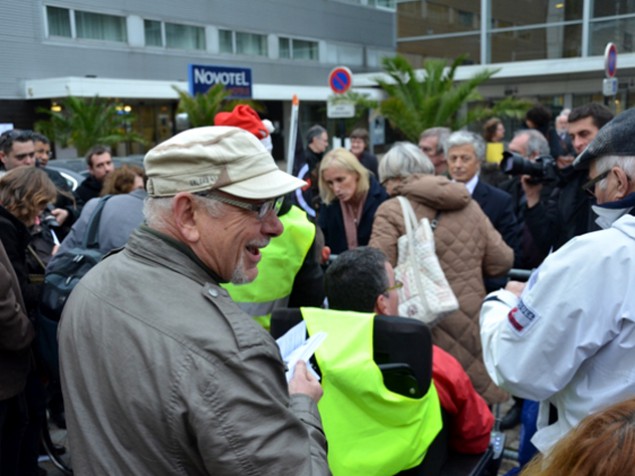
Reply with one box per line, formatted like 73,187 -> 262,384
40,195 -> 113,322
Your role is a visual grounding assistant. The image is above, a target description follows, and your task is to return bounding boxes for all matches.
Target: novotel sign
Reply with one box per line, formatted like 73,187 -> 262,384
188,64 -> 253,99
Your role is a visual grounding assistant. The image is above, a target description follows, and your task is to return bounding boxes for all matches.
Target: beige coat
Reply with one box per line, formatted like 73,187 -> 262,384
369,174 -> 513,404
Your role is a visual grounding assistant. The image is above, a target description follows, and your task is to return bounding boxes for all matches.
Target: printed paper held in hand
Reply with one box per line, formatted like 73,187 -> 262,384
276,321 -> 327,382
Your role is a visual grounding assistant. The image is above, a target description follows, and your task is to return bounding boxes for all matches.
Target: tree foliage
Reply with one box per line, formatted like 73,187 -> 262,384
173,84 -> 264,128
374,55 -> 530,142
36,96 -> 145,156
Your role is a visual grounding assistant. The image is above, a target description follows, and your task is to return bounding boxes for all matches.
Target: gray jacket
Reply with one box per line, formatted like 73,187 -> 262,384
52,188 -> 146,259
59,226 -> 330,475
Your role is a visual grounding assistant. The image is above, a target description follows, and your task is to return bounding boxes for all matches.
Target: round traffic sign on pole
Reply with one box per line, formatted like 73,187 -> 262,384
604,42 -> 618,78
328,66 -> 353,94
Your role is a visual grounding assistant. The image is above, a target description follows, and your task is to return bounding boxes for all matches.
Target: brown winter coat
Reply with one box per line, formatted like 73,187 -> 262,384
0,240 -> 34,400
369,174 -> 513,404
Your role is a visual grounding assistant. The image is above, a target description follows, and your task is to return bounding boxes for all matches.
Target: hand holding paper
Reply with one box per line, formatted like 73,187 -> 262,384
276,321 -> 327,383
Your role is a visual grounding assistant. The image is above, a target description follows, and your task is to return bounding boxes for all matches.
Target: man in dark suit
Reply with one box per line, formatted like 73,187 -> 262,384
444,129 -> 523,431
444,130 -> 521,276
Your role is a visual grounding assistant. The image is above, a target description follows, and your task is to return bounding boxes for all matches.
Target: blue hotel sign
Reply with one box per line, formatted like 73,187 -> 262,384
188,64 -> 253,99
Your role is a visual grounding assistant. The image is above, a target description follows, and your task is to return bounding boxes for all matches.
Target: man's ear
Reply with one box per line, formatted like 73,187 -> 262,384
172,192 -> 201,243
613,166 -> 632,199
374,294 -> 388,316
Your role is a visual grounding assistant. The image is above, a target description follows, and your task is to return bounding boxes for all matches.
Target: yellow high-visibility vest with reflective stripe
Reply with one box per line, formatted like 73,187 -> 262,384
223,205 -> 315,329
302,307 -> 443,476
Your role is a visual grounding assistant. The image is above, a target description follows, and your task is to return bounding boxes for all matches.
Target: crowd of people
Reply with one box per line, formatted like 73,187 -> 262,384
1,100 -> 634,475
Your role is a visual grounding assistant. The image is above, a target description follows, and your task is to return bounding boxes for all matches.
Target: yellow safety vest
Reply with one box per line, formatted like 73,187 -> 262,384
302,308 -> 443,476
223,205 -> 315,329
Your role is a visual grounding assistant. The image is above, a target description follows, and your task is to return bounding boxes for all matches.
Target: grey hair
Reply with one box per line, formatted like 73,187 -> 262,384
419,127 -> 451,154
516,129 -> 550,158
143,197 -> 173,229
143,194 -> 225,229
594,155 -> 635,191
378,142 -> 434,183
444,130 -> 486,162
306,125 -> 327,145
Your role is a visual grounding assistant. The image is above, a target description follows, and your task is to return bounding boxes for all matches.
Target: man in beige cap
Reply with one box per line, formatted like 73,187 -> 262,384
58,127 -> 330,475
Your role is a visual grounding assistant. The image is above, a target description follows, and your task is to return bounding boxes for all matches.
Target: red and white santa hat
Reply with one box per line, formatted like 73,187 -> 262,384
214,105 -> 273,152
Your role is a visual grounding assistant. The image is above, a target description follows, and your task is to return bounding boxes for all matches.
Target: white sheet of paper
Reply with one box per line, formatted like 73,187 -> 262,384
276,321 -> 326,382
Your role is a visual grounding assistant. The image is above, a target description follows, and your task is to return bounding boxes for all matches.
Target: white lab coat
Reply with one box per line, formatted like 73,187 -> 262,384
480,214 -> 635,453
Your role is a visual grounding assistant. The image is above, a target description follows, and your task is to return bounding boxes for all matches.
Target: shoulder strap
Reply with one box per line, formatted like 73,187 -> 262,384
397,196 -> 418,239
82,195 -> 113,249
430,210 -> 442,232
27,244 -> 47,272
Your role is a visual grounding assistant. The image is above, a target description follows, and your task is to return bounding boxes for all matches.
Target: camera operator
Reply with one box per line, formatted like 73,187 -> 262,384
522,104 -> 613,254
498,130 -> 555,270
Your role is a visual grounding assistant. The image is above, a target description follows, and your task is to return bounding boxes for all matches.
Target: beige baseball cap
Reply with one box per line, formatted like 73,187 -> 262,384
144,126 -> 305,199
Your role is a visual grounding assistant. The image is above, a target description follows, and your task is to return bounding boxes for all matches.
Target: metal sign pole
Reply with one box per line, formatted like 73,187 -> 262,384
286,95 -> 299,175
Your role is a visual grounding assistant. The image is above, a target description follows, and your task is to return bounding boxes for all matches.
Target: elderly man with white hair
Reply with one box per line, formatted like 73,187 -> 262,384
480,107 -> 635,454
445,131 -> 521,287
59,127 -> 330,475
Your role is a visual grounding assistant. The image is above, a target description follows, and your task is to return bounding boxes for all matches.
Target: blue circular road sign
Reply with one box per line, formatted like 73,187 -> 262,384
328,66 -> 353,94
604,42 -> 618,78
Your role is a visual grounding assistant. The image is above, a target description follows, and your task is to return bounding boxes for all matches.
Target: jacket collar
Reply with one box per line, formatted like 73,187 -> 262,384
129,225 -> 225,284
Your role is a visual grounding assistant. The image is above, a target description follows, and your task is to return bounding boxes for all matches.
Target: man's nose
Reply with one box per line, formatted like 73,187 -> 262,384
260,211 -> 284,238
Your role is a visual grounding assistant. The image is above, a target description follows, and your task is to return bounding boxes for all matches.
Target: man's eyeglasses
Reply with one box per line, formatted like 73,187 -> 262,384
582,170 -> 610,197
384,280 -> 403,293
201,191 -> 284,219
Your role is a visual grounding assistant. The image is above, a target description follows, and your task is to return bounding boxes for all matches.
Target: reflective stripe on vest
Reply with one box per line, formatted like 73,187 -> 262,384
223,206 -> 315,328
302,307 -> 443,476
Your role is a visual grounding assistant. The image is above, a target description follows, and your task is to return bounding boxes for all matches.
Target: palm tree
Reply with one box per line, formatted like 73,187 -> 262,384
374,55 -> 529,142
36,96 -> 145,156
173,84 -> 264,128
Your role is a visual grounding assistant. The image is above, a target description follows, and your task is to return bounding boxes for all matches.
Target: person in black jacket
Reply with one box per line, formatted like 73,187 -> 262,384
294,125 -> 329,217
74,144 -> 114,207
349,128 -> 379,178
444,130 -> 521,276
523,103 -> 614,254
317,148 -> 388,255
33,133 -> 77,240
0,167 -> 57,476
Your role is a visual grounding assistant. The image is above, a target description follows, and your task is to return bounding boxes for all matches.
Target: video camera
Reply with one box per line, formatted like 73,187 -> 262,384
41,204 -> 60,228
499,151 -> 558,185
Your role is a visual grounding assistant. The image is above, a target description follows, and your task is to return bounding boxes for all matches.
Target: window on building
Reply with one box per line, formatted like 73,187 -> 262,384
235,32 -> 267,56
457,10 -> 475,28
375,0 -> 396,9
219,29 -> 233,53
165,22 -> 205,50
279,37 -> 291,58
219,30 -> 268,56
144,19 -> 162,47
46,6 -> 72,37
279,37 -> 319,61
75,11 -> 127,42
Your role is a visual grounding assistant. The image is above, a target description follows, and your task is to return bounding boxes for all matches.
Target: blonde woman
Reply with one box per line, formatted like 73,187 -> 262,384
317,148 -> 388,254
